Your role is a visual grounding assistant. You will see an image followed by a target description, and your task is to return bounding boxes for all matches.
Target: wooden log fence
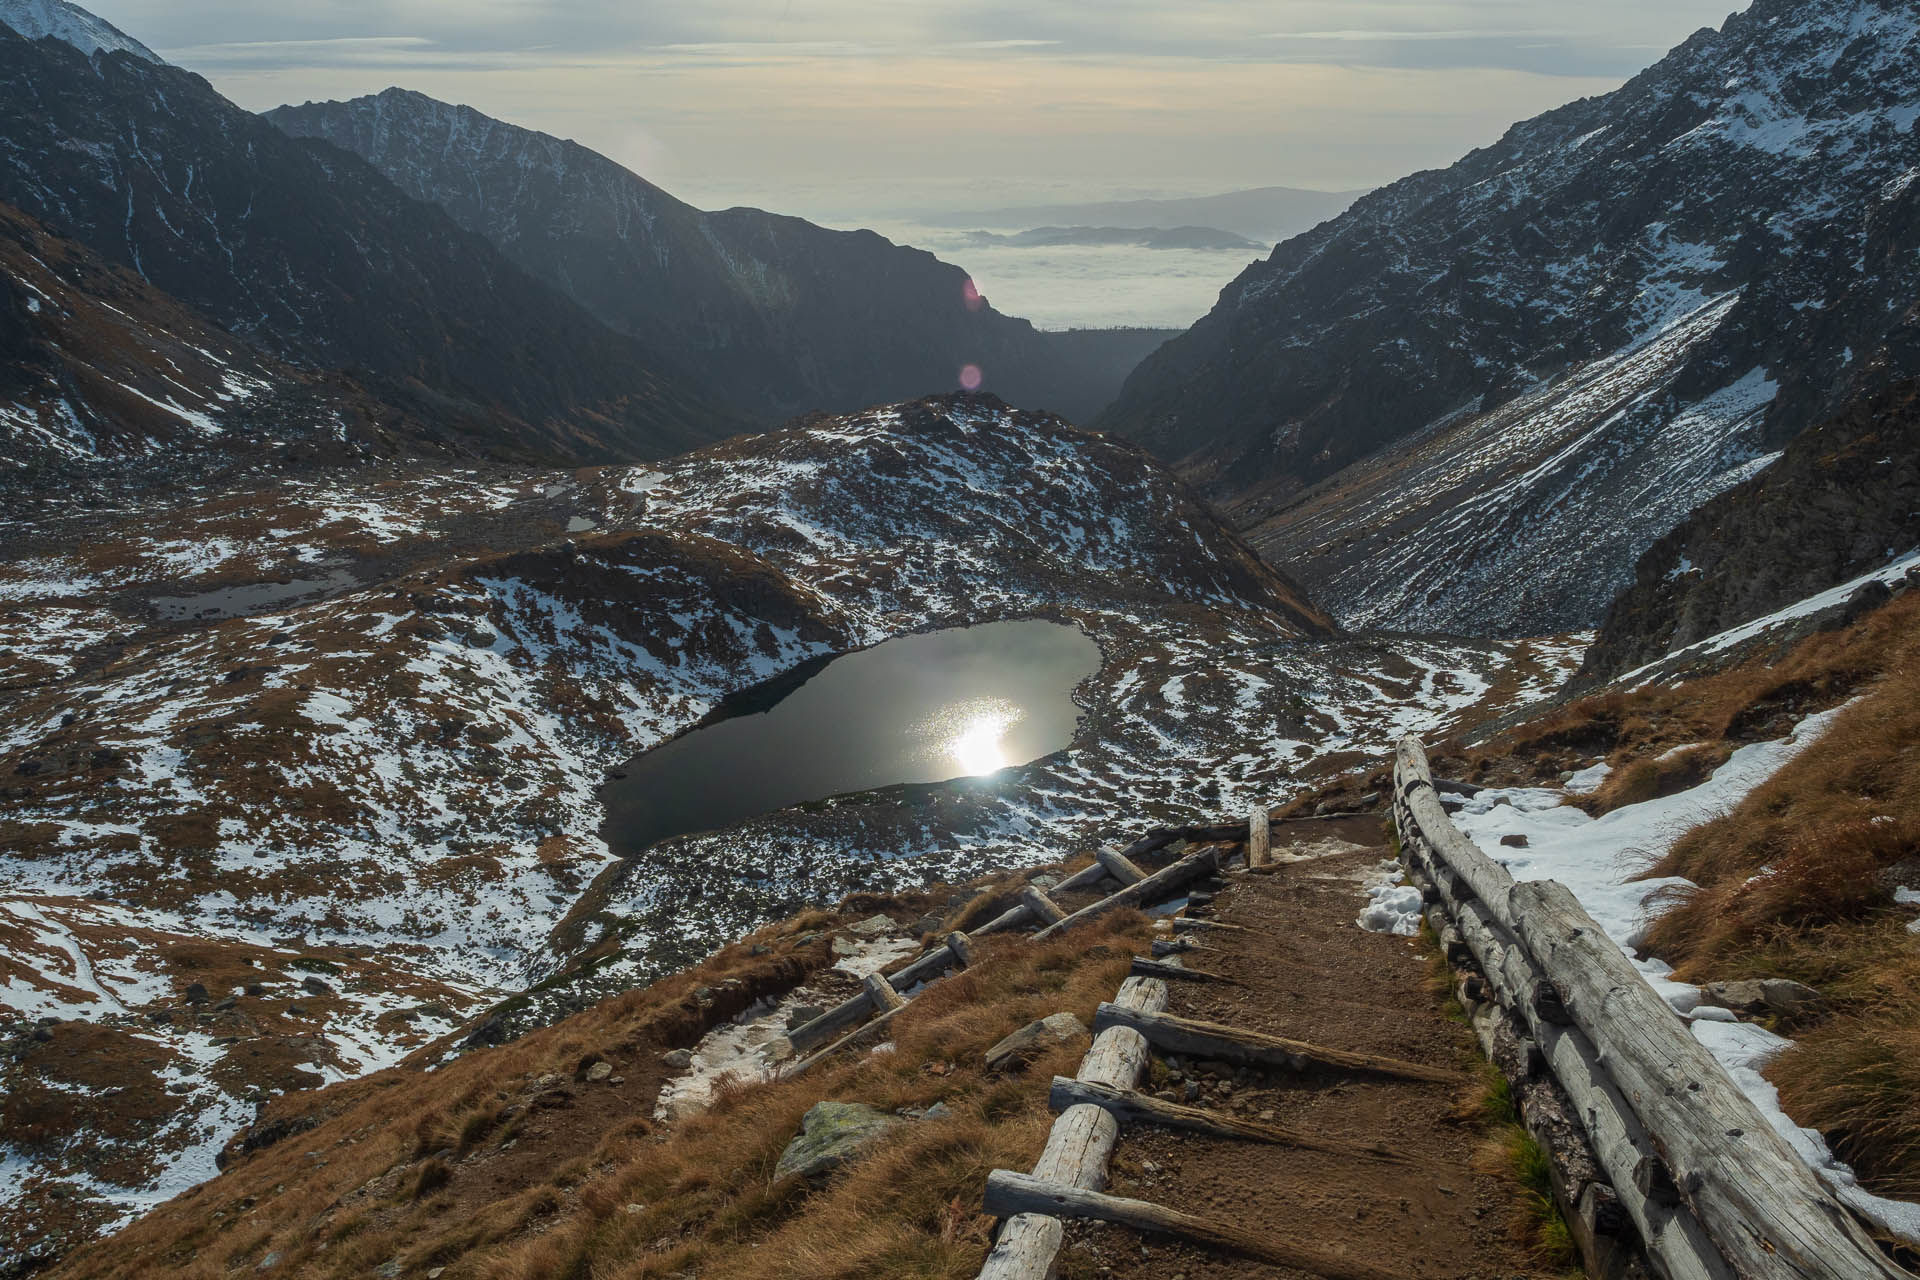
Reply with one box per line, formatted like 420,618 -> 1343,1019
781,817 -> 1253,1072
1393,734 -> 1911,1280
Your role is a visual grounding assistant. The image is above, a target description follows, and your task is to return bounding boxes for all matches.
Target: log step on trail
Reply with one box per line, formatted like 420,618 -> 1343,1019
984,1169 -> 1403,1280
1046,1076 -> 1413,1164
1128,956 -> 1236,984
1092,1003 -> 1455,1084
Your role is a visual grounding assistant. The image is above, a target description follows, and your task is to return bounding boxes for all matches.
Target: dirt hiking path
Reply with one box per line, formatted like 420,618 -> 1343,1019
1063,816 -> 1547,1279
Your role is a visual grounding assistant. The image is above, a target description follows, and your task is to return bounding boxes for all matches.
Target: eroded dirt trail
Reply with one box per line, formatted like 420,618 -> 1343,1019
1067,817 -> 1544,1279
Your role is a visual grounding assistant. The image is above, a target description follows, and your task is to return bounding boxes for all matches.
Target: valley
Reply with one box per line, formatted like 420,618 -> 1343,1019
2,0 -> 1919,1275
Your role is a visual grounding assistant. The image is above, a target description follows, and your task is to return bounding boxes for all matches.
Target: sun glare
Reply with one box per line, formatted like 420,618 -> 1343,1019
917,697 -> 1024,777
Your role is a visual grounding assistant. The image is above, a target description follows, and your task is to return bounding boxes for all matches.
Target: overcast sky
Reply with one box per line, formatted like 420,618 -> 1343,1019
87,0 -> 1742,219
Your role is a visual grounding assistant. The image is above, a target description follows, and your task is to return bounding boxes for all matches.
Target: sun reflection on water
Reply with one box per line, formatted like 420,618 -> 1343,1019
915,696 -> 1025,776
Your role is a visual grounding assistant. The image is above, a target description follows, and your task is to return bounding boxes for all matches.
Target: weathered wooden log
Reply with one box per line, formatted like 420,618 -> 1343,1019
1019,885 -> 1068,926
1422,858 -> 1733,1280
888,942 -> 961,990
1149,937 -> 1198,958
1095,848 -> 1146,885
983,1170 -> 1403,1280
1170,917 -> 1247,935
863,971 -> 904,1013
1047,1077 -> 1413,1163
1128,956 -> 1234,984
970,902 -> 1035,936
1505,877 -> 1909,1280
979,978 -> 1167,1278
944,931 -> 973,969
1032,849 -> 1219,942
1092,1003 -> 1455,1084
1248,806 -> 1271,868
1398,735 -> 1907,1280
785,1001 -> 907,1077
1052,859 -> 1111,894
784,988 -> 875,1054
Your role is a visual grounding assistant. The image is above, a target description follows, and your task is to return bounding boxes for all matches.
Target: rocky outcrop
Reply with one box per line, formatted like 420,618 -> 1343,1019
983,1011 -> 1088,1073
772,1101 -> 899,1181
1099,0 -> 1920,634
1581,380 -> 1920,680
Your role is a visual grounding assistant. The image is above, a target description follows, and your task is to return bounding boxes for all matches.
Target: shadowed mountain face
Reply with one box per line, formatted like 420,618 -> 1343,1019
1581,380 -> 1920,681
0,27 -> 741,465
1100,0 -> 1920,635
269,89 -> 1163,425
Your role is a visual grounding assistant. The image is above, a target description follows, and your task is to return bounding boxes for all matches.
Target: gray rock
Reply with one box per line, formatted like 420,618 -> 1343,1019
830,936 -> 860,958
185,981 -> 209,1004
1028,874 -> 1061,892
660,1048 -> 693,1069
300,975 -> 331,996
984,1011 -> 1088,1073
465,628 -> 498,649
785,1004 -> 827,1030
773,1101 -> 899,1181
1701,978 -> 1827,1021
848,914 -> 896,937
213,995 -> 238,1011
1499,834 -> 1530,848
585,1061 -> 613,1082
922,1101 -> 955,1122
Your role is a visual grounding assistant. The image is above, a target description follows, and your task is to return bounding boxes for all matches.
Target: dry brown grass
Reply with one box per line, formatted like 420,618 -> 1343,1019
48,901 -> 1149,1280
1608,599 -> 1920,1198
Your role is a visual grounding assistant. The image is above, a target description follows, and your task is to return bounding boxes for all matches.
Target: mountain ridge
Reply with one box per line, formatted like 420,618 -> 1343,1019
1101,0 -> 1920,634
268,87 -> 1161,424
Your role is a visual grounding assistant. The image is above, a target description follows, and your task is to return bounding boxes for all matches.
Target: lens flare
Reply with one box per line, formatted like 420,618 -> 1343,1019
914,697 -> 1023,777
959,363 -> 984,391
961,277 -> 985,312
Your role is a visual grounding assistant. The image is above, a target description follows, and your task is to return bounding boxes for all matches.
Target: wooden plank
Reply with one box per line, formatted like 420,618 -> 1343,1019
1128,956 -> 1234,984
1092,1003 -> 1455,1084
1032,849 -> 1219,942
1247,806 -> 1271,868
1397,735 -> 1908,1280
983,1170 -> 1404,1280
1047,1077 -> 1414,1164
1019,885 -> 1068,926
1095,848 -> 1146,885
863,971 -> 904,1013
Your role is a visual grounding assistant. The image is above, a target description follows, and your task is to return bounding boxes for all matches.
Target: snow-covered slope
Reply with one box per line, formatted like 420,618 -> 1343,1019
0,396 -> 1582,1257
1103,0 -> 1920,634
0,0 -> 158,62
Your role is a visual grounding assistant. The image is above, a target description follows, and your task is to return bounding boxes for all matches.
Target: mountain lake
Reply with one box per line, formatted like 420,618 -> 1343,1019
600,619 -> 1101,856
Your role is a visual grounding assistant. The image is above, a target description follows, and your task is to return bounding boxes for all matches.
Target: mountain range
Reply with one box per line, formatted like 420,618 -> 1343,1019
266,88 -> 1161,425
1100,0 -> 1920,634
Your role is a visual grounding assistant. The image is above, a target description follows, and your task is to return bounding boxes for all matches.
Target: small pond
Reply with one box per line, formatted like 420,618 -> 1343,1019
151,568 -> 360,621
600,619 -> 1100,857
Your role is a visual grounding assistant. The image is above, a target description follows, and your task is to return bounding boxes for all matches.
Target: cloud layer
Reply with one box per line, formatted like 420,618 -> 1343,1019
84,0 -> 1741,215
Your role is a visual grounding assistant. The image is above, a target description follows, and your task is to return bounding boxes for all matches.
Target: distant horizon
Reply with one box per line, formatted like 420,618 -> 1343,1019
75,0 -> 1744,222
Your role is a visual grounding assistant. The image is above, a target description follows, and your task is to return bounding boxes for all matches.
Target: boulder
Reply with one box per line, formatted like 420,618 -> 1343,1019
660,1048 -> 693,1070
772,1101 -> 899,1181
1700,978 -> 1827,1022
984,1011 -> 1088,1073
847,914 -> 896,938
585,1061 -> 613,1082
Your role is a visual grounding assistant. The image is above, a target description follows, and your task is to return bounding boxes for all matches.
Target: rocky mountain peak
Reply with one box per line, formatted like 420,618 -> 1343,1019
1101,0 -> 1920,635
0,0 -> 160,63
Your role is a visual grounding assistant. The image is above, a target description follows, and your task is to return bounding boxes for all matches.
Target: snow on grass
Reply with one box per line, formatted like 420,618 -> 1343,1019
1447,703 -> 1920,1243
1622,546 -> 1920,686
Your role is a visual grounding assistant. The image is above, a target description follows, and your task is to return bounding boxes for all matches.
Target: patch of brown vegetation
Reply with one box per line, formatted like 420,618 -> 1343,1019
47,909 -> 1150,1280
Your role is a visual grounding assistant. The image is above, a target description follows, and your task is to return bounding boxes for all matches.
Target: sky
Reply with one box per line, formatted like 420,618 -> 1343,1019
84,0 -> 1746,222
